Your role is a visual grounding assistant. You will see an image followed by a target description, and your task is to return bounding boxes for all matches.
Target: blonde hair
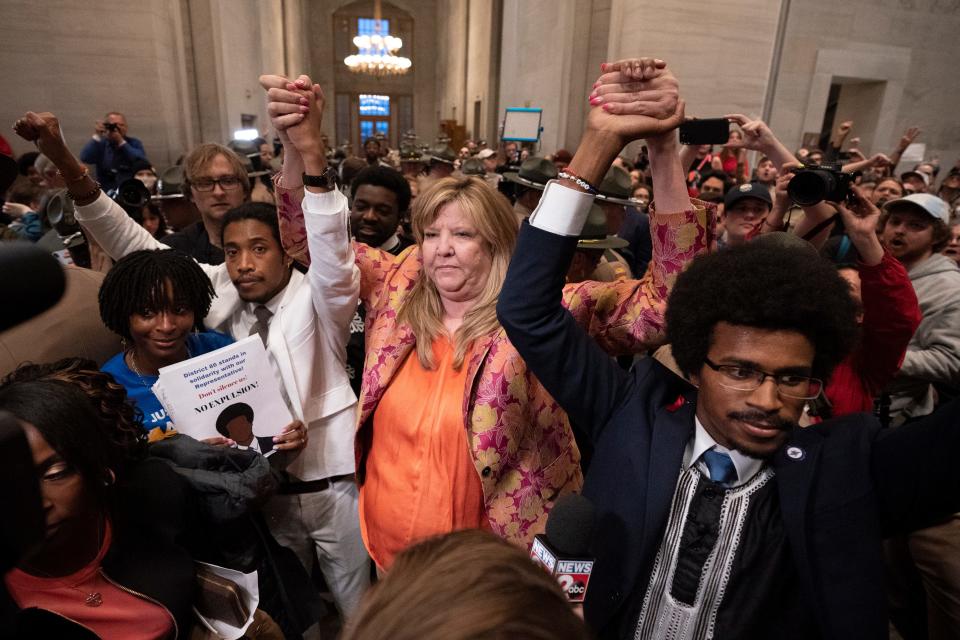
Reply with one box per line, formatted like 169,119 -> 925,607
341,530 -> 589,640
398,176 -> 517,369
182,143 -> 250,197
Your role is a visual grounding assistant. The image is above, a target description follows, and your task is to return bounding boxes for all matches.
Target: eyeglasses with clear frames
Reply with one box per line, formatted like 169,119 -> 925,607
191,175 -> 242,192
703,357 -> 823,400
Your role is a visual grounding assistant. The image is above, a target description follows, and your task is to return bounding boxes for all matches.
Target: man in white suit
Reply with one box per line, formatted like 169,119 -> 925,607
17,78 -> 370,622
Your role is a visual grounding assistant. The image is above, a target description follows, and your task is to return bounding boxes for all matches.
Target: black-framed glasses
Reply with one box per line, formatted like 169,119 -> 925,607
191,175 -> 242,192
703,357 -> 823,400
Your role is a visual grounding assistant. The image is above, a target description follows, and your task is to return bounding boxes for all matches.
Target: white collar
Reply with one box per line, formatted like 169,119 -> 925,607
683,416 -> 765,486
379,234 -> 400,253
244,269 -> 302,317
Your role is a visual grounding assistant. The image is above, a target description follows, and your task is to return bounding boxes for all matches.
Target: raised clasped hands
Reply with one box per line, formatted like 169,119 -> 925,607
259,74 -> 325,159
587,57 -> 685,144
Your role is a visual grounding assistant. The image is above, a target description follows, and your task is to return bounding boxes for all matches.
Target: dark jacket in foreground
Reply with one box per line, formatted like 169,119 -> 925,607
497,221 -> 960,639
1,458 -> 196,639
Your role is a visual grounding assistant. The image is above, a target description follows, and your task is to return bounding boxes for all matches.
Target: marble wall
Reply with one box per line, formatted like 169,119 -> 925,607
3,0 -> 195,166
769,0 -> 960,165
494,0 -> 960,169
2,0 -> 958,170
2,0 -> 297,167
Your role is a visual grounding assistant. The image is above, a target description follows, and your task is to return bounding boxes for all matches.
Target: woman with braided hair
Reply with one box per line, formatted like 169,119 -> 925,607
98,248 -> 234,441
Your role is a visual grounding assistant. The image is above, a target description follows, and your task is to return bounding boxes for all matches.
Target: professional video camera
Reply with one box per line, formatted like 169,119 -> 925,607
787,163 -> 861,206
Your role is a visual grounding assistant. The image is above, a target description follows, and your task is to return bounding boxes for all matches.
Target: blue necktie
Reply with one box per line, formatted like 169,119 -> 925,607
702,448 -> 737,486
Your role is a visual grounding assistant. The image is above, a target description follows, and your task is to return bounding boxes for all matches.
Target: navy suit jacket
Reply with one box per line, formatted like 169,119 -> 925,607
498,222 -> 960,639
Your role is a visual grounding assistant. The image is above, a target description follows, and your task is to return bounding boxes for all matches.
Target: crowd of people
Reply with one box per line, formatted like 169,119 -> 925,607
1,54 -> 959,640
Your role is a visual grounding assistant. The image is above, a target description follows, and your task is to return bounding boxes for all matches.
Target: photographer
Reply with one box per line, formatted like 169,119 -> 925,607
79,112 -> 149,192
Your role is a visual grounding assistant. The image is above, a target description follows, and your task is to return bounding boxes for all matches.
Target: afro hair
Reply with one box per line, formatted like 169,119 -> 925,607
666,239 -> 859,382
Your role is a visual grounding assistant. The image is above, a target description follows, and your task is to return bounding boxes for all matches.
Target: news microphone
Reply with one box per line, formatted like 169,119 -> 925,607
0,243 -> 66,332
531,493 -> 596,603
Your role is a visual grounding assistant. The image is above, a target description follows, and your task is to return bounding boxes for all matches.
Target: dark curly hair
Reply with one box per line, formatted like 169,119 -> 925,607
98,249 -> 215,341
1,358 -> 146,463
666,239 -> 859,381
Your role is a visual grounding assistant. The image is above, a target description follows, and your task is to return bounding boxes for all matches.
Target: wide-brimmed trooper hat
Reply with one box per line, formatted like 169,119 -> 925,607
155,165 -> 186,200
503,157 -> 558,191
577,204 -> 629,250
595,165 -> 640,207
460,157 -> 485,176
427,145 -> 457,165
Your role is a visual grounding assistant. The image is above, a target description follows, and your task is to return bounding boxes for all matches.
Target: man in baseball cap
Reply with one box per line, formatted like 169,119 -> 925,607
900,169 -> 930,194
719,181 -> 773,248
879,192 -> 959,423
877,191 -> 960,635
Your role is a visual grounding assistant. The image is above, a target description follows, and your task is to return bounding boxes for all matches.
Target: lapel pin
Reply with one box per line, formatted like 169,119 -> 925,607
786,446 -> 805,461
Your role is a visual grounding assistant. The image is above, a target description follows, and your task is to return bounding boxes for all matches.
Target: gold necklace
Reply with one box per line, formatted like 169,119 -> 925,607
23,519 -> 104,607
128,344 -> 192,385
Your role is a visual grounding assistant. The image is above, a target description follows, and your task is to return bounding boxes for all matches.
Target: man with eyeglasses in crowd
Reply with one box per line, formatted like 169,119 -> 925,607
162,143 -> 251,265
498,57 -> 960,635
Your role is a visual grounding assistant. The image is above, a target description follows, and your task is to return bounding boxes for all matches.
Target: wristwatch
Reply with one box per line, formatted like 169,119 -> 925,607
302,167 -> 338,190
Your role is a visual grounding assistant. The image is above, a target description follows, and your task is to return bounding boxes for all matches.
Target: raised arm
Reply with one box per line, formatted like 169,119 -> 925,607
275,76 -> 361,339
836,186 -> 921,394
261,74 -> 400,310
499,58 -> 687,436
260,74 -> 312,266
888,126 -> 921,171
13,112 -> 165,260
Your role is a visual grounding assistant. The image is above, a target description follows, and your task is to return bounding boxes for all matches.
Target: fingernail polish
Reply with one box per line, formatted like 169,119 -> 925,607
590,96 -> 603,105
602,104 -> 612,112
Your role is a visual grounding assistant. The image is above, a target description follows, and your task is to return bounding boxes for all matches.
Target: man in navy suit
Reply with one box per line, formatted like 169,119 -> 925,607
498,57 -> 960,639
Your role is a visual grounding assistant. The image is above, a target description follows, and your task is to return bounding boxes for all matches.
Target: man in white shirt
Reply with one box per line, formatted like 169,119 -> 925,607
38,89 -> 369,620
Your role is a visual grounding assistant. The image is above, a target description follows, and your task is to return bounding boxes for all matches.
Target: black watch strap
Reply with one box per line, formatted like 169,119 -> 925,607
302,167 -> 338,189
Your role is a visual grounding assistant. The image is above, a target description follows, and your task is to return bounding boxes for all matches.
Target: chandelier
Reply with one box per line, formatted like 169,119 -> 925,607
344,0 -> 411,77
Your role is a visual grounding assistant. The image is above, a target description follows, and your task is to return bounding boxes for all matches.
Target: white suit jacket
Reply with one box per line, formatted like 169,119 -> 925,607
76,190 -> 359,481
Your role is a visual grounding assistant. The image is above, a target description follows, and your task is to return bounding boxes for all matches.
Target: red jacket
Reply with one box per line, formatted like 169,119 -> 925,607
825,253 -> 921,416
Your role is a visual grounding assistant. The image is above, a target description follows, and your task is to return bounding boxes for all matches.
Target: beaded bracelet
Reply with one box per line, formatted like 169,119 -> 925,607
65,182 -> 102,203
557,170 -> 598,195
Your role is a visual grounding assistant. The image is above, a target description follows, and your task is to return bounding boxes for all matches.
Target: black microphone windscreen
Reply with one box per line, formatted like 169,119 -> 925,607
545,493 -> 596,557
0,243 -> 66,332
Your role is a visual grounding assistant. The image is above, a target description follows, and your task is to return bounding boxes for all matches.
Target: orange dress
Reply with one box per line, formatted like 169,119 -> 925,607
360,336 -> 487,570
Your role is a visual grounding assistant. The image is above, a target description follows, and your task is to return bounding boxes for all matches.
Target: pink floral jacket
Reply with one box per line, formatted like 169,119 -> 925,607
275,180 -> 712,547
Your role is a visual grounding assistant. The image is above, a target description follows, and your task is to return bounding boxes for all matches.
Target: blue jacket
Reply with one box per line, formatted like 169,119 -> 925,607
79,136 -> 148,191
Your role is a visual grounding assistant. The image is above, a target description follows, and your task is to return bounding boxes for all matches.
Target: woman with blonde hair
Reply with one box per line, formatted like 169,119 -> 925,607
260,59 -> 709,570
341,529 -> 589,640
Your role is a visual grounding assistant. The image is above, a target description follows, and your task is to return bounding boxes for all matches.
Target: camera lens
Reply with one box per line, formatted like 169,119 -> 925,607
788,169 -> 838,206
114,179 -> 151,211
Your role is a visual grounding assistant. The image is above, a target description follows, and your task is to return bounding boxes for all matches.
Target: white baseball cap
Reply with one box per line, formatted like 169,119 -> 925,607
476,149 -> 496,160
884,193 -> 950,225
